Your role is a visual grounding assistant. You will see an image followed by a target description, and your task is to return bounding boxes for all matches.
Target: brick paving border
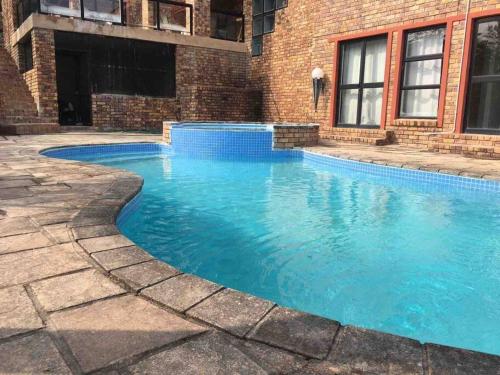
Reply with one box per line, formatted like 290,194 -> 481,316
0,132 -> 499,374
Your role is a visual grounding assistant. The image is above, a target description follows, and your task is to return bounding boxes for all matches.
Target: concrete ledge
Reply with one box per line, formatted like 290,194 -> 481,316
12,14 -> 248,53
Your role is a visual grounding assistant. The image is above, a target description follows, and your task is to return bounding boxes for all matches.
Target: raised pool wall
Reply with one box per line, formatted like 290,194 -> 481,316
163,122 -> 320,149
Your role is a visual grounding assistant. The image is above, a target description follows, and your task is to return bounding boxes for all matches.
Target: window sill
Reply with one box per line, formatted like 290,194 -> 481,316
393,118 -> 439,128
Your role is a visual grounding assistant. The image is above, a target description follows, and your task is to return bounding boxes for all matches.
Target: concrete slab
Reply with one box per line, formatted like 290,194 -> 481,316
111,260 -> 181,291
91,246 -> 153,271
426,344 -> 500,375
49,295 -> 206,373
0,243 -> 89,288
72,224 -> 120,240
0,217 -> 38,237
0,285 -> 43,339
141,273 -> 222,312
187,289 -> 274,337
0,332 -> 71,374
128,332 -> 266,375
31,269 -> 125,312
326,326 -> 423,375
249,306 -> 340,359
0,231 -> 54,254
78,234 -> 135,253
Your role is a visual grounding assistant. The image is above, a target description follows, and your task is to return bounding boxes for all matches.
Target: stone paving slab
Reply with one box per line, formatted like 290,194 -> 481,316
49,295 -> 206,373
0,332 -> 72,374
187,289 -> 275,337
426,343 -> 500,375
0,243 -> 90,288
141,273 -> 223,312
111,260 -> 181,291
325,326 -> 424,375
0,285 -> 44,339
248,306 -> 340,359
72,224 -> 120,240
78,234 -> 135,253
0,216 -> 38,237
0,231 -> 54,254
31,209 -> 79,226
31,269 -> 126,312
42,223 -> 73,244
127,331 -> 267,375
90,246 -> 153,271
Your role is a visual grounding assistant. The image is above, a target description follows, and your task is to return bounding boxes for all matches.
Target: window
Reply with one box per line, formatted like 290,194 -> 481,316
337,36 -> 387,127
464,16 -> 500,134
399,26 -> 445,118
20,37 -> 33,73
252,0 -> 287,56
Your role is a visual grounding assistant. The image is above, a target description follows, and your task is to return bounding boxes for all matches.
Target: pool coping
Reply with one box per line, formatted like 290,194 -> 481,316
1,135 -> 499,374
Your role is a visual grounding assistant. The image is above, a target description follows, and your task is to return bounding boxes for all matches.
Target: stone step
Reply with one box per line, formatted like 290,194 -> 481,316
321,135 -> 390,146
0,123 -> 60,135
427,142 -> 500,159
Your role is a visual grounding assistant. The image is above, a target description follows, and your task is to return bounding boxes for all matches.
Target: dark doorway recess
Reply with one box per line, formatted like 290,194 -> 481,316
55,51 -> 91,126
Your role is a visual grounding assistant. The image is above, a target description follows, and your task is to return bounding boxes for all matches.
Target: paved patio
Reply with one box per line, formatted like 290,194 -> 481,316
0,132 -> 499,374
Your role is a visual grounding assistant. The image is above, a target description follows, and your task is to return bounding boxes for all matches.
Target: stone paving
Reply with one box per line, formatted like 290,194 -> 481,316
0,132 -> 499,374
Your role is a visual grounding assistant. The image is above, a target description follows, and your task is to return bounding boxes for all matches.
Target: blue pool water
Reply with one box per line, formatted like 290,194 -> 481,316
44,143 -> 500,355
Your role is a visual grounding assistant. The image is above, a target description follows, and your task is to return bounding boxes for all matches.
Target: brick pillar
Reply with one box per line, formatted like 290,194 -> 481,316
31,29 -> 58,121
192,0 -> 210,36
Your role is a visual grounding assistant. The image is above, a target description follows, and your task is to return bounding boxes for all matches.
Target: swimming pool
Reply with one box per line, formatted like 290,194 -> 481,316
43,140 -> 500,356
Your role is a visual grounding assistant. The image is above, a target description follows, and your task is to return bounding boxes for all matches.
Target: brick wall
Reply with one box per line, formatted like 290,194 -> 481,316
273,124 -> 319,148
92,95 -> 179,131
244,0 -> 500,158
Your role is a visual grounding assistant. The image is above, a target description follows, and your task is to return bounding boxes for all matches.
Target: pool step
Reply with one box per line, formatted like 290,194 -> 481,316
320,128 -> 394,146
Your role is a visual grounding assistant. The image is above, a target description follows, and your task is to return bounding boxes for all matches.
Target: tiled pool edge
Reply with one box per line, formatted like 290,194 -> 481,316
36,140 -> 500,367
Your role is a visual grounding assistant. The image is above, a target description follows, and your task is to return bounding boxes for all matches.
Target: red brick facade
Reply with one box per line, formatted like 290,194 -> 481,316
244,0 -> 500,158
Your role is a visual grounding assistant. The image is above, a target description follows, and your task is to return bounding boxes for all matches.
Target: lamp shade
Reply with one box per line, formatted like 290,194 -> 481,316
311,67 -> 325,80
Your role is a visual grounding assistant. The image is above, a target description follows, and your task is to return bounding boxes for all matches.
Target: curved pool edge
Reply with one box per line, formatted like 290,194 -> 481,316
34,141 -> 500,369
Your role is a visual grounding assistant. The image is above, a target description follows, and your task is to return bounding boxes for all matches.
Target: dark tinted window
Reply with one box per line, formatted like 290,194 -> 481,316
55,32 -> 176,97
465,17 -> 500,133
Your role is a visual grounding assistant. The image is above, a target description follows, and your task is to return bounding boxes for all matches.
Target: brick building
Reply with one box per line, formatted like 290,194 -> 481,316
1,0 -> 499,158
246,0 -> 500,158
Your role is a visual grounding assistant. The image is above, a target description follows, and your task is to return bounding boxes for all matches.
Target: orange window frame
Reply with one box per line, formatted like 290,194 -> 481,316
391,18 -> 459,127
455,9 -> 500,133
330,30 -> 393,129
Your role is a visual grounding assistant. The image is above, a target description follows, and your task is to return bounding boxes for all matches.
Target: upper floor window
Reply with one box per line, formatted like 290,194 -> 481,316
399,26 -> 445,118
464,16 -> 500,134
337,36 -> 387,127
252,0 -> 287,56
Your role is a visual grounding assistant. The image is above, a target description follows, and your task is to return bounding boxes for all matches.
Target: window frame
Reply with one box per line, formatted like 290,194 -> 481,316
336,35 -> 388,128
463,15 -> 500,135
398,25 -> 446,120
251,0 -> 287,57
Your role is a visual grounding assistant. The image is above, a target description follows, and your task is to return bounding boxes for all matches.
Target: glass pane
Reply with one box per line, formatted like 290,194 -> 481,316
472,18 -> 500,76
406,27 -> 445,57
466,81 -> 500,130
364,38 -> 387,83
276,0 -> 287,9
339,89 -> 359,124
361,87 -> 383,126
252,36 -> 263,56
341,41 -> 362,85
400,89 -> 440,118
253,0 -> 263,15
158,2 -> 189,33
253,16 -> 263,36
83,0 -> 121,22
264,0 -> 275,12
403,59 -> 442,86
41,0 -> 80,17
263,13 -> 275,33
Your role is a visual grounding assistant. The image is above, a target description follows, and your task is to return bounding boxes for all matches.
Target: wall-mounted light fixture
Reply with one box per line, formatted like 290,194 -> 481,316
312,67 -> 325,111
